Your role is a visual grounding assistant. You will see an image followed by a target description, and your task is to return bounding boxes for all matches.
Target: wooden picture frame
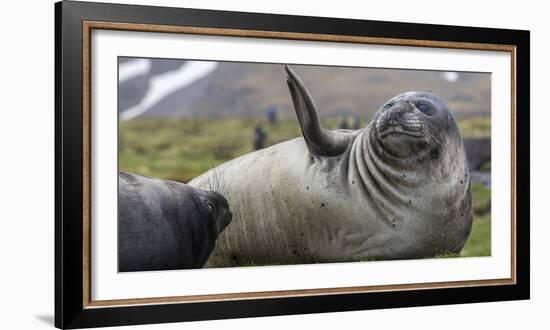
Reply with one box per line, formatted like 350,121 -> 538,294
55,1 -> 530,328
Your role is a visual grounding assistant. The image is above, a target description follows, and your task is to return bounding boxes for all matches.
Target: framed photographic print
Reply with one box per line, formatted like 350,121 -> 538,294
55,0 -> 530,328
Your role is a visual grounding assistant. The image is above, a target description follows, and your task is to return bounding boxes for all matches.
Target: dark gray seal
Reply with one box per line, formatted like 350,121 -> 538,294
118,171 -> 232,272
463,137 -> 491,171
190,66 -> 473,267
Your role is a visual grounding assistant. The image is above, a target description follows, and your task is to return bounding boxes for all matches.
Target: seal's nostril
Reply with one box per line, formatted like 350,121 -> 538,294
388,109 -> 405,122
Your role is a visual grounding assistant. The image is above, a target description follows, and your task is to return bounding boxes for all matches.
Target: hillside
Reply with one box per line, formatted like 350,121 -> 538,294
118,58 -> 491,120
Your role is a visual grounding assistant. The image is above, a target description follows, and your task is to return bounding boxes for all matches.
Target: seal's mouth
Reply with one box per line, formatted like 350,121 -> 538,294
378,126 -> 424,139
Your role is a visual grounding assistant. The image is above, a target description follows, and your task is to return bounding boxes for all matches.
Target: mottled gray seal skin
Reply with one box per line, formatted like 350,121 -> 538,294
190,66 -> 472,267
118,172 -> 232,272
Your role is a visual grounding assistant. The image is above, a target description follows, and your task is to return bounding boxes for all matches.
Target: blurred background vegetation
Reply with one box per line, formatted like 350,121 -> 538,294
118,58 -> 491,259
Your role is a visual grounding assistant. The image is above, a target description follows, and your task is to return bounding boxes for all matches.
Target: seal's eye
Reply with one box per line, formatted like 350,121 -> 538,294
206,203 -> 216,216
417,103 -> 434,116
383,102 -> 393,111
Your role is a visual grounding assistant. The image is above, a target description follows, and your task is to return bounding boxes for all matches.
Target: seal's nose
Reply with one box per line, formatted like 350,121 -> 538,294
377,102 -> 422,136
386,105 -> 410,125
390,110 -> 403,123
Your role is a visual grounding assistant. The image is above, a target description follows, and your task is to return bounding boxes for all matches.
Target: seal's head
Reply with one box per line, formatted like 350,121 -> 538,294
372,92 -> 460,162
284,65 -> 463,172
193,188 -> 233,237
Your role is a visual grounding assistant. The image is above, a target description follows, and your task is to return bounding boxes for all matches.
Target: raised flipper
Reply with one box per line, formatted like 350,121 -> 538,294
285,65 -> 351,157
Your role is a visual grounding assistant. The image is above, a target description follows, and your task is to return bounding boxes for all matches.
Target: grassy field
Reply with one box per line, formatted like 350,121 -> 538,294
119,116 -> 491,258
462,183 -> 491,257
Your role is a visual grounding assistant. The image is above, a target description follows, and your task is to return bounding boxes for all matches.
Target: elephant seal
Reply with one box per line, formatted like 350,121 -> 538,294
118,171 -> 232,272
190,66 -> 472,267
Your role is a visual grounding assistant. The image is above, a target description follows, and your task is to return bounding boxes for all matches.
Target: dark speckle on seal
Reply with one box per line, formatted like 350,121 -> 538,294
430,148 -> 440,160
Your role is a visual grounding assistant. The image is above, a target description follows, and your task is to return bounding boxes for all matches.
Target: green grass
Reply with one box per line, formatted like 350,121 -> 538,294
480,161 -> 491,172
459,182 -> 491,257
457,117 -> 491,137
119,116 -> 491,258
120,118 -> 265,182
471,183 -> 491,215
461,214 -> 491,257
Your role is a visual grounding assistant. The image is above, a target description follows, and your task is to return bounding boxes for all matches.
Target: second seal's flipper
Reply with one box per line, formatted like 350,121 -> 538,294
285,65 -> 350,157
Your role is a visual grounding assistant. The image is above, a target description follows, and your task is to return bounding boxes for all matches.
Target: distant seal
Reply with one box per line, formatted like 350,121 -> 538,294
190,65 -> 472,267
118,171 -> 232,272
463,137 -> 491,170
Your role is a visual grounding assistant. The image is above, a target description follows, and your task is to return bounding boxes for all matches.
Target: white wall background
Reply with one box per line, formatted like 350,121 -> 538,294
0,0 -> 546,329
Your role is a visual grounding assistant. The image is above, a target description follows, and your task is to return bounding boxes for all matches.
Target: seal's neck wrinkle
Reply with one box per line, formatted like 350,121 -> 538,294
349,129 -> 428,206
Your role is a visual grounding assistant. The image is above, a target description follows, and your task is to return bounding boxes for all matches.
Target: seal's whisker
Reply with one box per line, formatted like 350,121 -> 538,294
207,167 -> 227,196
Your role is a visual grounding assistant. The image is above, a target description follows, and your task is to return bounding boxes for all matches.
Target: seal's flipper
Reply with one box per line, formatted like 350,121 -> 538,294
285,65 -> 350,157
